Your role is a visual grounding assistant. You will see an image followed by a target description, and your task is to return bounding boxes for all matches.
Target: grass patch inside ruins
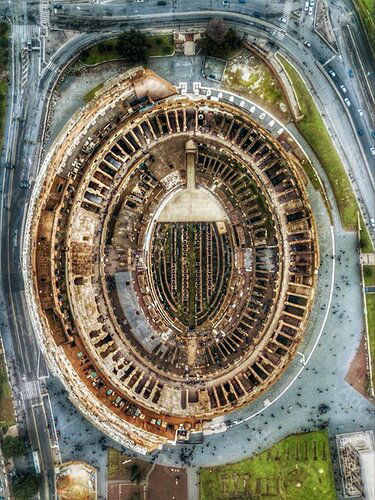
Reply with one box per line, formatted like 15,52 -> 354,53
83,83 -> 104,103
223,49 -> 291,121
200,430 -> 336,500
277,54 -> 359,231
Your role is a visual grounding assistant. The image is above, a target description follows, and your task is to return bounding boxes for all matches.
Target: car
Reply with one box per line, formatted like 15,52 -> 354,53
340,84 -> 347,93
253,12 -> 261,17
308,6 -> 313,15
310,0 -> 315,5
20,181 -> 30,188
279,17 -> 287,23
348,69 -> 354,78
371,147 -> 375,156
329,69 -> 336,77
357,128 -> 364,136
223,0 -> 229,4
370,217 -> 375,227
358,109 -> 363,117
344,98 -> 351,107
157,0 -> 166,4
371,131 -> 375,139
304,1 -> 309,10
304,40 -> 311,47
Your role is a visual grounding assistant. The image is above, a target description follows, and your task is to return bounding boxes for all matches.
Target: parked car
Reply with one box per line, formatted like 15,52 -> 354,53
344,98 -> 351,107
357,108 -> 363,117
340,84 -> 347,93
329,69 -> 336,77
370,147 -> 375,156
304,40 -> 311,47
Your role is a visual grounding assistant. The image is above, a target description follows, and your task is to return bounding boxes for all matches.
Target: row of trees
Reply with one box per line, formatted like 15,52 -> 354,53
89,20 -> 242,67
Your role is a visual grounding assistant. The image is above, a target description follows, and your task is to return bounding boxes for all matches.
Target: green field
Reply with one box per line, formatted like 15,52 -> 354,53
0,22 -> 9,151
200,430 -> 336,500
80,34 -> 174,66
360,218 -> 374,253
83,82 -> 104,103
363,265 -> 375,287
355,0 -> 375,57
108,448 -> 151,481
0,346 -> 16,428
277,54 -> 360,231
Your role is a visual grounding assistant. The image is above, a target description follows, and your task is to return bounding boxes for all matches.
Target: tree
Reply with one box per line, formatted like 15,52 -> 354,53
1,435 -> 26,460
130,463 -> 142,484
12,473 -> 40,500
201,19 -> 242,59
205,18 -> 229,44
117,30 -> 151,65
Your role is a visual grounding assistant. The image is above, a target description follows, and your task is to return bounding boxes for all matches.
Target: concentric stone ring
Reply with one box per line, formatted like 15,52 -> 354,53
25,68 -> 318,453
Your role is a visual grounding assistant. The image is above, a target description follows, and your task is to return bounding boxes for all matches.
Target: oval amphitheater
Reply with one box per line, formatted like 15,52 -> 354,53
25,68 -> 319,453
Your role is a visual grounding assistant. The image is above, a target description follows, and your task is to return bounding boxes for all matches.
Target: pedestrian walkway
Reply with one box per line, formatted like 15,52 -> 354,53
360,253 -> 375,265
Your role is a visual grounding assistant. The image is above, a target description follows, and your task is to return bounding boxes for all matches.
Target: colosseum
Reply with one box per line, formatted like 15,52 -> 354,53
25,68 -> 319,453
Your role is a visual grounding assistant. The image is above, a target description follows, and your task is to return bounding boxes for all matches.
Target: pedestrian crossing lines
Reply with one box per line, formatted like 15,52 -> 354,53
20,49 -> 29,94
283,0 -> 293,21
275,0 -> 293,41
23,379 -> 41,400
39,0 -> 50,27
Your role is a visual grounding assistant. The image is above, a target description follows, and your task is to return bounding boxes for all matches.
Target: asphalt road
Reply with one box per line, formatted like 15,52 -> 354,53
0,1 -> 373,498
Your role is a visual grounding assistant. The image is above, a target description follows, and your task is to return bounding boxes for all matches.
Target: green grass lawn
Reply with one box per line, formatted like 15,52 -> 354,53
83,82 -> 104,103
0,347 -> 16,428
200,430 -> 336,500
359,217 -> 374,253
355,0 -> 375,56
80,34 -> 174,66
108,448 -> 152,481
365,293 -> 375,386
277,54 -> 362,231
363,265 -> 375,287
362,0 -> 375,9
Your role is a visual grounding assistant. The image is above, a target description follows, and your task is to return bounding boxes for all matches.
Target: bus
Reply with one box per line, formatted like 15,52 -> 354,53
32,450 -> 41,474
